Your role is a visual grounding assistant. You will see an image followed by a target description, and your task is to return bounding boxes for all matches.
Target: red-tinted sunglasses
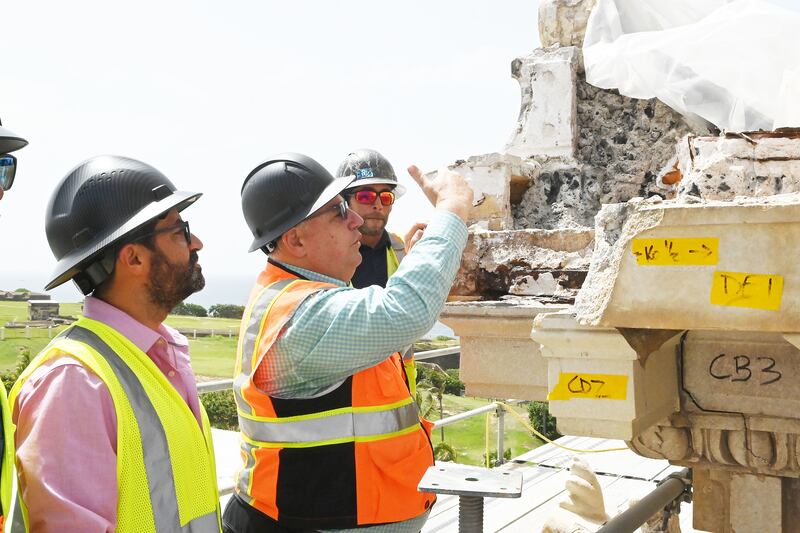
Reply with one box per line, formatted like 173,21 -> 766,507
350,189 -> 395,206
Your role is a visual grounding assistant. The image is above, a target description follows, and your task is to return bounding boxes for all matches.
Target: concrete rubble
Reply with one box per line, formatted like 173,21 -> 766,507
442,0 -> 693,302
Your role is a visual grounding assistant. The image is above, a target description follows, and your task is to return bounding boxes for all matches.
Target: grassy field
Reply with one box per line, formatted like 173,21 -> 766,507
0,301 -> 458,378
429,395 -> 543,466
0,301 -> 242,374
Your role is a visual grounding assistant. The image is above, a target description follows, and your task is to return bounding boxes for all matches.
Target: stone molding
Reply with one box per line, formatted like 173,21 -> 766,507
630,413 -> 800,478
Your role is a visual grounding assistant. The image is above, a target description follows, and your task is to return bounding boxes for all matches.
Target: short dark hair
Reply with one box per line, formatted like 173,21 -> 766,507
91,218 -> 161,297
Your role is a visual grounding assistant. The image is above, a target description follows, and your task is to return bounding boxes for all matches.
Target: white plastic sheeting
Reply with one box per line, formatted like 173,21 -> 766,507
583,0 -> 800,132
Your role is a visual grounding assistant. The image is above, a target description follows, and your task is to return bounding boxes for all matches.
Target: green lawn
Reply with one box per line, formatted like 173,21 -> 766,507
0,301 -> 242,373
188,336 -> 239,378
428,395 -> 543,466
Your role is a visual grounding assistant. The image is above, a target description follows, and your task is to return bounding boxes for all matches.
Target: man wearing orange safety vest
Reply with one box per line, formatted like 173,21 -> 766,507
336,149 -> 428,397
225,153 -> 472,532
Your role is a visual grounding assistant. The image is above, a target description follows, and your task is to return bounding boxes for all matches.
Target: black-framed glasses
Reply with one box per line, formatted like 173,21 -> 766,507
306,200 -> 349,221
0,155 -> 17,191
132,220 -> 192,245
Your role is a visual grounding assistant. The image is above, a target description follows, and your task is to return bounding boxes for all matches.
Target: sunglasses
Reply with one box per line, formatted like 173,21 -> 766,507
132,220 -> 192,246
307,200 -> 349,221
0,155 -> 17,191
350,189 -> 395,206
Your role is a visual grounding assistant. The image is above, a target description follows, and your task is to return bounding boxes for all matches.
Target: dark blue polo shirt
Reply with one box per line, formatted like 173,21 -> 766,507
351,231 -> 391,289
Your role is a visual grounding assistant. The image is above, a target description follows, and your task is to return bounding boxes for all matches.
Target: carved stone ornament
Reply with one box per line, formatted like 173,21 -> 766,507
628,414 -> 800,477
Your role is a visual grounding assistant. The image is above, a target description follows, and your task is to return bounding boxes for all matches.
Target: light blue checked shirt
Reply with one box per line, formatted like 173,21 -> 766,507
266,210 -> 468,399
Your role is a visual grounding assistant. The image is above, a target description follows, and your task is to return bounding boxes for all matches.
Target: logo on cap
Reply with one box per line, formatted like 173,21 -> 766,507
355,168 -> 374,179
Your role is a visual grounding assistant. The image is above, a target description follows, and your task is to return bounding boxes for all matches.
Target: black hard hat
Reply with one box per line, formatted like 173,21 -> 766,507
45,155 -> 201,294
337,149 -> 406,196
241,153 -> 354,253
0,122 -> 28,155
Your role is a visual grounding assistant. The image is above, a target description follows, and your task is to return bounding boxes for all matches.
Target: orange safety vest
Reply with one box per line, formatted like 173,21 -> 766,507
232,263 -> 435,530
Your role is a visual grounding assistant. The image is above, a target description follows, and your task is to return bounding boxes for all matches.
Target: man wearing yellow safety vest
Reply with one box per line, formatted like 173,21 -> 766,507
0,119 -> 29,532
10,156 -> 221,532
336,149 -> 416,289
224,153 -> 472,533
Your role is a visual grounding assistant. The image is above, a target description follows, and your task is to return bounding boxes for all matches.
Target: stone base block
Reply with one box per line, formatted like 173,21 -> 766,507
532,311 -> 682,441
440,299 -> 567,401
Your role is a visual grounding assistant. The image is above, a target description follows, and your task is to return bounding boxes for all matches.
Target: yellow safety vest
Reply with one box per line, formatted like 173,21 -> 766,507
387,232 -> 417,396
0,385 -> 19,533
8,318 -> 221,532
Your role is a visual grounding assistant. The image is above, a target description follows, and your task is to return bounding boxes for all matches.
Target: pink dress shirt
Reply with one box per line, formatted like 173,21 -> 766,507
12,296 -> 203,532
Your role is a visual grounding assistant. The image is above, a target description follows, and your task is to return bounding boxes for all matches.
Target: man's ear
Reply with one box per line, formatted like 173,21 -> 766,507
278,228 -> 307,259
115,242 -> 148,277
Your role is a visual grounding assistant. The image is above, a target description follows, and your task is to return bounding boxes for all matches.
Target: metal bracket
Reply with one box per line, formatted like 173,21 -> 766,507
418,463 -> 522,533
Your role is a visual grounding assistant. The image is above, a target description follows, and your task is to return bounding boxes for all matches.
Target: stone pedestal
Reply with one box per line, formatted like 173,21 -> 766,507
440,299 -> 566,400
531,312 -> 682,440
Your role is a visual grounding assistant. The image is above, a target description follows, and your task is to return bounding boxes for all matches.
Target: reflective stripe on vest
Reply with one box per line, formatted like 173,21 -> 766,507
233,269 -> 435,528
0,383 -> 20,533
387,233 -> 405,278
9,324 -> 220,533
238,398 -> 420,446
234,278 -> 297,416
67,326 -> 219,533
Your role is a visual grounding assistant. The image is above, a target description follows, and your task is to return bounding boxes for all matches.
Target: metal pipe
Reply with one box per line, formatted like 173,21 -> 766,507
197,380 -> 235,393
458,496 -> 484,533
413,346 -> 460,361
496,407 -> 505,466
433,403 -> 499,428
596,469 -> 691,533
195,346 -> 462,394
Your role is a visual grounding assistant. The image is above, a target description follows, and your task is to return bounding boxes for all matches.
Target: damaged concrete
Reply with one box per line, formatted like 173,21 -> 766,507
512,79 -> 692,230
425,153 -> 540,231
676,129 -> 800,201
449,227 -> 594,300
538,0 -> 597,49
504,46 -> 579,161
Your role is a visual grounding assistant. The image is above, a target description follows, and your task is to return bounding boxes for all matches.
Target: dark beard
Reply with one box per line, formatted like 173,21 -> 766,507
146,249 -> 205,311
358,217 -> 386,237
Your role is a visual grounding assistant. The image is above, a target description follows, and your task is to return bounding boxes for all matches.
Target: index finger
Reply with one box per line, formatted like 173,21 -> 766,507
407,165 -> 426,187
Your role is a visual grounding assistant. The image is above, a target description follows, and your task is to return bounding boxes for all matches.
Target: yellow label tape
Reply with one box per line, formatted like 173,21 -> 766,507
547,373 -> 628,401
710,271 -> 783,311
631,237 -> 719,266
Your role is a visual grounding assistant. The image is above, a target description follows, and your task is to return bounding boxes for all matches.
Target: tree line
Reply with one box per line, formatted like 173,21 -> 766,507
171,302 -> 245,319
